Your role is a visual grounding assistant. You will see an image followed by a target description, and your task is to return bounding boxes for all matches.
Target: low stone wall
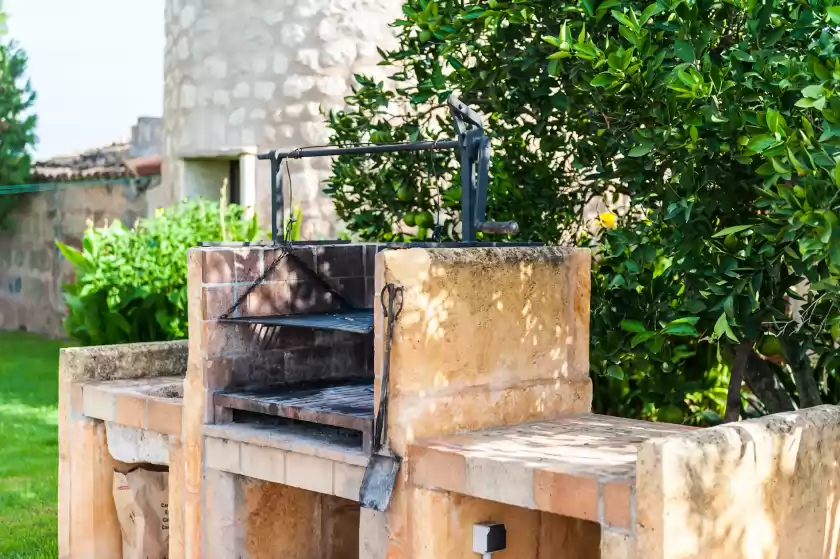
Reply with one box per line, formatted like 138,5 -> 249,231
58,340 -> 187,559
636,405 -> 840,559
0,179 -> 160,338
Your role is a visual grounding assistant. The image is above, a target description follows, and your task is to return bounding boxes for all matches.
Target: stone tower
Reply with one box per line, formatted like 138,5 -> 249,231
163,0 -> 402,238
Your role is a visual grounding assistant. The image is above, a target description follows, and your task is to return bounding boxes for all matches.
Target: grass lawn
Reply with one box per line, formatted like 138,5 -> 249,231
0,332 -> 69,559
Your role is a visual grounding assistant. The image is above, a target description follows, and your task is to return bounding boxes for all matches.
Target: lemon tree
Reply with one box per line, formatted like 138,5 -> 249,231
326,0 -> 840,422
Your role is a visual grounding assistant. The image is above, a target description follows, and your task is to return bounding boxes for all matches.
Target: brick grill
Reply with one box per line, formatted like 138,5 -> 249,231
204,242 -> 540,449
205,243 -> 377,447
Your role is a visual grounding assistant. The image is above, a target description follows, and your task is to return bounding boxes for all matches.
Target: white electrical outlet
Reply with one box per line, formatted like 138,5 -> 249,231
473,522 -> 507,556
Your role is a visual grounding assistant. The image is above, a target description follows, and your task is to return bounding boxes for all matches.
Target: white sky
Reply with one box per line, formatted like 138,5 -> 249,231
5,0 -> 165,159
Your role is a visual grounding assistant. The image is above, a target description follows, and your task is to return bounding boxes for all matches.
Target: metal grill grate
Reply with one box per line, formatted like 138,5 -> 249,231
219,309 -> 374,334
215,381 -> 375,450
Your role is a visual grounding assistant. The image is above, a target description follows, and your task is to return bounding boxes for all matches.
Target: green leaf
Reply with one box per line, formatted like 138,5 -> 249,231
770,157 -> 791,175
542,35 -> 561,47
662,323 -> 699,337
606,365 -> 625,379
713,312 -> 739,342
802,84 -> 824,99
611,10 -> 636,29
834,161 -> 840,187
828,6 -> 840,24
712,224 -> 753,238
590,73 -> 617,88
630,331 -> 656,347
674,40 -> 694,62
765,108 -> 786,135
731,49 -> 754,62
628,144 -> 653,157
667,316 -> 700,326
796,98 -> 816,108
640,3 -> 664,23
56,241 -> 91,271
621,319 -> 647,333
745,134 -> 778,153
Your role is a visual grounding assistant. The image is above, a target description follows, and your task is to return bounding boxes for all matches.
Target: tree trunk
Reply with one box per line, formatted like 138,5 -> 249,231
790,361 -> 822,409
742,351 -> 796,414
725,341 -> 752,422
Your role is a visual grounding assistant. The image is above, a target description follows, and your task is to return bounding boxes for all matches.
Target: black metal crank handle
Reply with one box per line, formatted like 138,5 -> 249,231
476,221 -> 519,236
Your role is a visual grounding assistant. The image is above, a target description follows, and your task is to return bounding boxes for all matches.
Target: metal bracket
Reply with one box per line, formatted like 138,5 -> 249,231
448,95 -> 519,241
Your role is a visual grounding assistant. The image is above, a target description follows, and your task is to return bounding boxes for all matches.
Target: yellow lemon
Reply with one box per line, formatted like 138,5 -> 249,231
599,211 -> 617,229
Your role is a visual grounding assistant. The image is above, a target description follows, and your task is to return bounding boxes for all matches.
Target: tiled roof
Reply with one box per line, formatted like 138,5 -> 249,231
30,142 -> 161,183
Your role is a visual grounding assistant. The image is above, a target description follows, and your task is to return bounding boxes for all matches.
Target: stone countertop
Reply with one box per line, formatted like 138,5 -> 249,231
409,413 -> 696,530
74,375 -> 184,437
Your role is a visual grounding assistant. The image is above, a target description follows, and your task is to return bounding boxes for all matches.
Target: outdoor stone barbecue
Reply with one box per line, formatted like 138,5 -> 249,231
58,240 -> 840,559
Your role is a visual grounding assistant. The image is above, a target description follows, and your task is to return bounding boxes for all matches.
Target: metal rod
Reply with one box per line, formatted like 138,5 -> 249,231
270,157 -> 279,242
276,161 -> 285,243
257,140 -> 459,161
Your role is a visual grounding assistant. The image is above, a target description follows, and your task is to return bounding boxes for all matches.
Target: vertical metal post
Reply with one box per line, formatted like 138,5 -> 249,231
459,133 -> 476,242
474,136 -> 491,228
277,160 -> 285,243
270,156 -> 279,243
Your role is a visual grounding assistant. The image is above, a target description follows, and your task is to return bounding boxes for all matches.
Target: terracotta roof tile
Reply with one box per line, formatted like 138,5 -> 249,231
30,141 -> 160,183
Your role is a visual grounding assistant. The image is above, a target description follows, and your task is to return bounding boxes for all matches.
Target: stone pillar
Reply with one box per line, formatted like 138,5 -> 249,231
365,246 -> 593,558
64,417 -> 126,559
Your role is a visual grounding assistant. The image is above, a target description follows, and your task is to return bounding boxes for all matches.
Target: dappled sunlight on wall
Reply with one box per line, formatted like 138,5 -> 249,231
637,405 -> 840,559
375,246 -> 592,456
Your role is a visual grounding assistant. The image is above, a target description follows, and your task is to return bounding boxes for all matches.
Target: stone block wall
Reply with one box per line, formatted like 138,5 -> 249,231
375,246 -> 593,456
636,404 -> 840,559
0,179 -> 160,338
163,0 -> 404,238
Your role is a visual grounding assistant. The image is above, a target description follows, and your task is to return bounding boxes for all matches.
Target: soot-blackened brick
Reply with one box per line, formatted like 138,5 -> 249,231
316,246 -> 364,279
264,247 -> 316,282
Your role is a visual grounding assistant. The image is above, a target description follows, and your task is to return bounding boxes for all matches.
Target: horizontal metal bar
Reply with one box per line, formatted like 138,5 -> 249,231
198,240 -> 352,248
257,140 -> 460,160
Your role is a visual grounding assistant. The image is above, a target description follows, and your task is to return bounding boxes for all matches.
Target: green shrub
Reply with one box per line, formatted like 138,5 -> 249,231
57,200 -> 263,345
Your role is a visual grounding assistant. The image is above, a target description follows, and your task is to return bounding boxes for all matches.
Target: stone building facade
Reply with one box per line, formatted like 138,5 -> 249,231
0,133 -> 164,338
163,0 -> 404,239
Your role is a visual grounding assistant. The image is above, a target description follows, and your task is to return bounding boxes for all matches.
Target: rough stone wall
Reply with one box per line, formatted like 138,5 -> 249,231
0,180 -> 159,338
376,246 -> 593,456
636,404 -> 840,559
163,0 -> 403,239
130,117 -> 164,158
205,473 -> 359,559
